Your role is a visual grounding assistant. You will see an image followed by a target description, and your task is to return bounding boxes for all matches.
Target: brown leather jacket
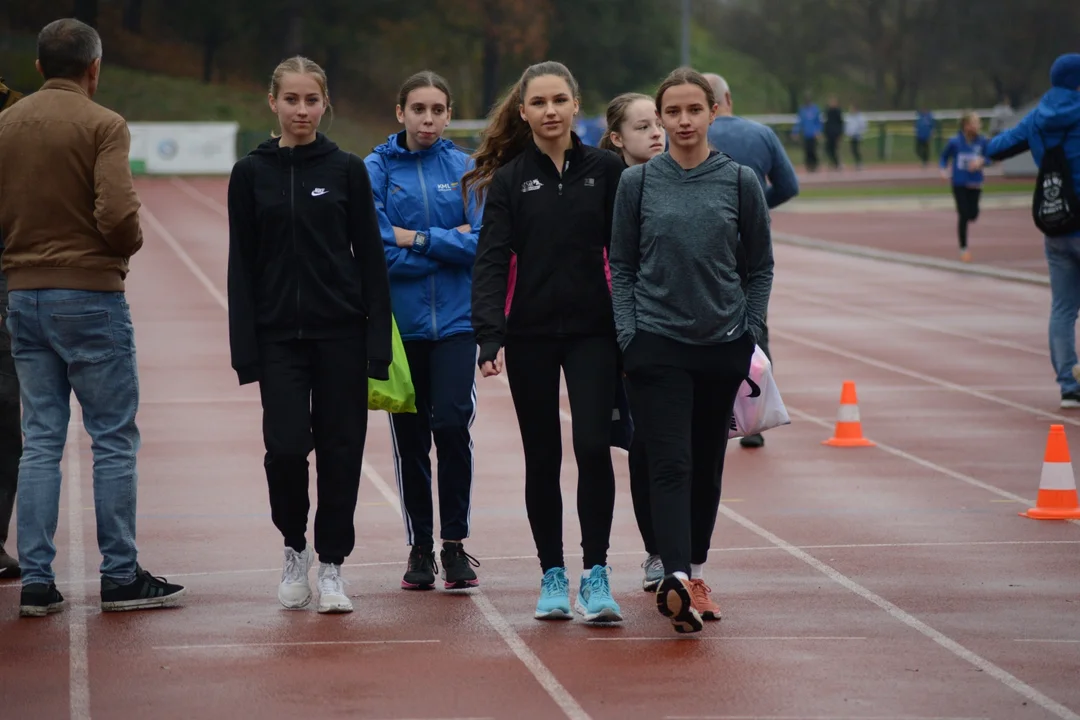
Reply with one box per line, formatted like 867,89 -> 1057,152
0,78 -> 142,292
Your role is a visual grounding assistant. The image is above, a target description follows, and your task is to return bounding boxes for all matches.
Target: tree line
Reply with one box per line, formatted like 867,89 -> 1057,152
4,0 -> 1076,121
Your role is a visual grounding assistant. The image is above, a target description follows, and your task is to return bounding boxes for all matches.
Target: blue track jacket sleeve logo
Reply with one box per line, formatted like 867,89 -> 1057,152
363,133 -> 483,342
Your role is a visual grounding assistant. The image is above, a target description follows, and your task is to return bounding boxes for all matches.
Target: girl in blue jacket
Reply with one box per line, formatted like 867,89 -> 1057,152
940,111 -> 990,262
363,71 -> 483,592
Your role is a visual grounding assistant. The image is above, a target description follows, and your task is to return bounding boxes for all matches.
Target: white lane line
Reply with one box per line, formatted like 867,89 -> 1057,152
772,327 -> 1080,428
140,205 -> 228,310
785,405 -> 1080,528
715,503 -> 1080,720
67,406 -> 91,720
362,461 -> 590,720
1014,639 -> 1080,644
776,286 -> 1048,358
2,539 -> 1072,592
169,177 -> 228,216
154,189 -> 593,720
587,636 -> 867,642
151,640 -> 438,650
667,716 -> 989,720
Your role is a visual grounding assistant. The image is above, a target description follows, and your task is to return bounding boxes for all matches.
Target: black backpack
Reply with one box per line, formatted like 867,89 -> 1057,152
1033,122 -> 1080,237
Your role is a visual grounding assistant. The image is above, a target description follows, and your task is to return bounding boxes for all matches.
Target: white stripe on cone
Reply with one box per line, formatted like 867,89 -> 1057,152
1039,461 -> 1077,492
837,404 -> 861,422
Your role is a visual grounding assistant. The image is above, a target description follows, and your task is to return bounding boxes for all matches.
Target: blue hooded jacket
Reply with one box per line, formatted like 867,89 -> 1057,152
987,87 -> 1080,239
363,132 -> 482,341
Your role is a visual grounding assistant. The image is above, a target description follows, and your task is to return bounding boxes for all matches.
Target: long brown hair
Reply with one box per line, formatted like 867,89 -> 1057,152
461,61 -> 580,203
397,70 -> 452,111
655,66 -> 715,113
599,92 -> 652,154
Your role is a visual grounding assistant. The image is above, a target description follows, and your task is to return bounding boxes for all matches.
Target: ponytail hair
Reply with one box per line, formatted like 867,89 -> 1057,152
599,92 -> 653,155
462,60 -> 580,204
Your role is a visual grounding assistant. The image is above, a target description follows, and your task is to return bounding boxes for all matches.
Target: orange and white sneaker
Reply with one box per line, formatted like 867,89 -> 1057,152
688,579 -> 721,621
656,575 -> 703,634
960,250 -> 972,263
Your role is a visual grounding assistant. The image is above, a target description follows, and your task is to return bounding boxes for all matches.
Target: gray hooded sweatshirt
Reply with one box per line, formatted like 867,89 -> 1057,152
608,151 -> 774,353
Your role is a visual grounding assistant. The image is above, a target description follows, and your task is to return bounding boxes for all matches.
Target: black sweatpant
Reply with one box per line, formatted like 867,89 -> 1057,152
803,137 -> 819,172
389,332 -> 476,547
626,332 -> 754,577
824,133 -> 842,169
0,269 -> 20,552
952,186 -> 982,250
258,336 -> 368,566
627,437 -> 656,555
916,138 -> 930,166
504,335 -> 618,572
850,137 -> 863,166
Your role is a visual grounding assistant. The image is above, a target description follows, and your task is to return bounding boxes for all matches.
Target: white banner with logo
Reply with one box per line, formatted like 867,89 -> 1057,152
127,122 -> 238,175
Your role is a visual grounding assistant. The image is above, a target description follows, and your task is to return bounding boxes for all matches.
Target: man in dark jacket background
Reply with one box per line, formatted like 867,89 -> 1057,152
0,74 -> 23,579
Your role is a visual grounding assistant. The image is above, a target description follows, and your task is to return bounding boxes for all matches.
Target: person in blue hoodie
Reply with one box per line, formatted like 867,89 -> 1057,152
363,71 -> 483,591
987,53 -> 1080,409
915,109 -> 936,167
793,92 -> 822,172
940,111 -> 991,262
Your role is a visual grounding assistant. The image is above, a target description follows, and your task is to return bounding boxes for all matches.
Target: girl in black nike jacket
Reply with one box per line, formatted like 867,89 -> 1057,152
226,56 -> 392,615
466,61 -> 626,624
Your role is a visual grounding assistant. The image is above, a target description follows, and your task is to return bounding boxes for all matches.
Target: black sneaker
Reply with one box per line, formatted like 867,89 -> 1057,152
440,542 -> 480,589
0,546 -> 20,580
19,582 -> 65,618
401,545 -> 437,590
1062,392 -> 1080,409
739,433 -> 765,448
100,565 -> 185,612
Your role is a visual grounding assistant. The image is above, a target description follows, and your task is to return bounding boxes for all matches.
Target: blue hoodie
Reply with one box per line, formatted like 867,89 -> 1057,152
987,87 -> 1080,239
795,103 -> 822,138
940,131 -> 991,187
364,132 -> 482,342
915,111 -> 935,141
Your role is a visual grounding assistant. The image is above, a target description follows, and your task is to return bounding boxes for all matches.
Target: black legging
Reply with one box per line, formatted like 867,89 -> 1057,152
504,335 -> 618,572
952,186 -> 982,250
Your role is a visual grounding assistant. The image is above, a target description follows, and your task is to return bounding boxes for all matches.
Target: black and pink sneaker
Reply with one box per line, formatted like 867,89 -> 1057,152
402,545 -> 437,590
440,542 -> 480,590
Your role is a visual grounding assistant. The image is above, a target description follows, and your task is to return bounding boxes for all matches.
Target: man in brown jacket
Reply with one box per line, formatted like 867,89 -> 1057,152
0,18 -> 184,617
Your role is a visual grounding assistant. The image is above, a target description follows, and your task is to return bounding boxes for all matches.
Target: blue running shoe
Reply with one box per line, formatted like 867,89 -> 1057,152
534,567 -> 572,620
575,565 -> 622,623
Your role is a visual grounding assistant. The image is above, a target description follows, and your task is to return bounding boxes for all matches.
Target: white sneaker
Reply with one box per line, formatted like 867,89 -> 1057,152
278,545 -> 314,609
317,563 -> 353,614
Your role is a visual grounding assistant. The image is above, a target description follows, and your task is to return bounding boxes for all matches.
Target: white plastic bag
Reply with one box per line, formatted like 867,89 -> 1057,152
729,345 -> 791,438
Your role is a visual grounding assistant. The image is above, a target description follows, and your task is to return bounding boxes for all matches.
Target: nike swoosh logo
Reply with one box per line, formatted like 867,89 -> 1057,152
311,188 -> 328,197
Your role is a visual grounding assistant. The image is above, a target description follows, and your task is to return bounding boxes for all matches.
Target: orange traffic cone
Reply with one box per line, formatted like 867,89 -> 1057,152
822,381 -> 875,448
1021,425 -> 1080,520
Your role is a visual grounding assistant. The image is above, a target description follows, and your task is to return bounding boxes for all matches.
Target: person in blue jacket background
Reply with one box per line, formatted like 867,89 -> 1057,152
364,70 -> 483,591
793,91 -> 822,172
940,111 -> 990,263
915,108 -> 936,167
987,53 -> 1080,409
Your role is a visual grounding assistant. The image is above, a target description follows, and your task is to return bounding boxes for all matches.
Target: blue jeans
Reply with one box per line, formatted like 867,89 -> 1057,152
1045,236 -> 1080,395
6,290 -> 140,586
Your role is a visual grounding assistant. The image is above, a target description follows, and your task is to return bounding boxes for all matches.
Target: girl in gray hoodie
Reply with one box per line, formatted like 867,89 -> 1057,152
609,67 -> 774,634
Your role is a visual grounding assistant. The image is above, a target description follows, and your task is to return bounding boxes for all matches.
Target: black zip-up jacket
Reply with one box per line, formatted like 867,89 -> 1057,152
226,133 -> 392,385
471,134 -> 626,365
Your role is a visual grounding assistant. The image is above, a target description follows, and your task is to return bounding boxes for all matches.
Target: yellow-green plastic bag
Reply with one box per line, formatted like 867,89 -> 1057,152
368,315 -> 416,413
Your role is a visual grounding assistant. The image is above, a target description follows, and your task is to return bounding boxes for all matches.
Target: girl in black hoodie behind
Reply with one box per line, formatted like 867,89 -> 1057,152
226,56 -> 392,615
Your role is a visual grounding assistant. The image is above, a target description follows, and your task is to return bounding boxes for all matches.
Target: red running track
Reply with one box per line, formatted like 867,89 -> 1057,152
1,175 -> 1078,720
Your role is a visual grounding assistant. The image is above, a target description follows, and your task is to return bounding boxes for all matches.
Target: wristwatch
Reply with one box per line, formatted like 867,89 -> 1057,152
413,230 -> 428,251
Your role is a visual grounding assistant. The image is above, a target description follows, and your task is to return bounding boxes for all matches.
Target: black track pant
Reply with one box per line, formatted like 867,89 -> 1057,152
259,336 -> 368,566
625,332 -> 754,576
